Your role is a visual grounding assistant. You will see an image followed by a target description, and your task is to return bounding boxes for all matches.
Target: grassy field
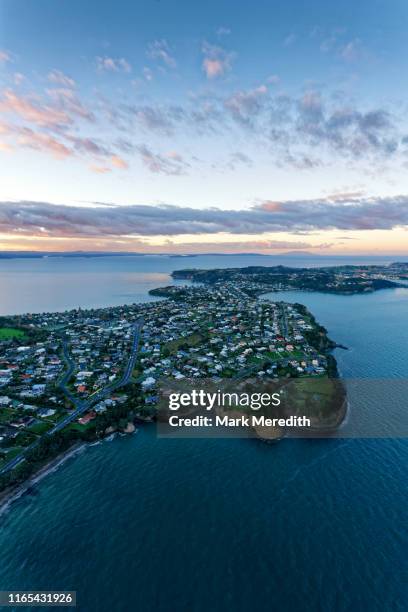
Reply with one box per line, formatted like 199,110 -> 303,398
286,376 -> 335,418
162,332 -> 204,355
27,421 -> 54,435
0,327 -> 25,340
66,421 -> 92,433
295,377 -> 332,394
250,349 -> 307,364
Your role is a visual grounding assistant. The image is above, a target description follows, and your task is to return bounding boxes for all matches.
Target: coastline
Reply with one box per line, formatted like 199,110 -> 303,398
0,442 -> 86,517
0,277 -> 350,504
0,420 -> 140,516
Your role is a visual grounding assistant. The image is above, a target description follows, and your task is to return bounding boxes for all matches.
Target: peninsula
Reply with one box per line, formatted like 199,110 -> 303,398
3,262 -> 398,497
171,261 -> 408,295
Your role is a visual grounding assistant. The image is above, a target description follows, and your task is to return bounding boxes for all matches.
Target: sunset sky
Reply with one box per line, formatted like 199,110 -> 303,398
1,0 -> 408,254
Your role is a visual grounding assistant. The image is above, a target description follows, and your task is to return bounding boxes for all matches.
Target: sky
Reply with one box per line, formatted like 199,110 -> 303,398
1,0 -> 408,254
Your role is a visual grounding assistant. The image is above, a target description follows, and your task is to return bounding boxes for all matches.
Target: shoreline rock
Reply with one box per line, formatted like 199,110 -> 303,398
123,421 -> 136,433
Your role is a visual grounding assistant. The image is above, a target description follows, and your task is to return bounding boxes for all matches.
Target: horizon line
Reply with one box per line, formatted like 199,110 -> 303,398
1,250 -> 408,258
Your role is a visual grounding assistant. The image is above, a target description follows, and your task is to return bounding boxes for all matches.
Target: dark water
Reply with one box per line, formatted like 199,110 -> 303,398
0,257 -> 407,611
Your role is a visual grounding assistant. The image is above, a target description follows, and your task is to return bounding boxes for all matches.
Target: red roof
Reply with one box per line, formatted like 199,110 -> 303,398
78,412 -> 96,425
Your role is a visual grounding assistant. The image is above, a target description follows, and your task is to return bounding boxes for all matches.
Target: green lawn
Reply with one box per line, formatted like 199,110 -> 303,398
27,421 -> 54,435
0,327 -> 25,340
66,421 -> 93,433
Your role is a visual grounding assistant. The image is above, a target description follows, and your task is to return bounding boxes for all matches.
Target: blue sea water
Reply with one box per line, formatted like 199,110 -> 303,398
0,256 -> 407,611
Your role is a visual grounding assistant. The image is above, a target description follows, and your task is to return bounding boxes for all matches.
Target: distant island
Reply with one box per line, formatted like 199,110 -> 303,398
1,251 -> 408,262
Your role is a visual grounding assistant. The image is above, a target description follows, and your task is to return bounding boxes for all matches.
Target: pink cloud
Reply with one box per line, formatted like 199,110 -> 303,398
0,142 -> 13,152
90,165 -> 111,174
0,50 -> 12,64
202,58 -> 225,79
0,121 -> 11,134
0,89 -> 71,128
201,42 -> 234,79
46,88 -> 94,121
111,155 -> 129,169
17,128 -> 72,158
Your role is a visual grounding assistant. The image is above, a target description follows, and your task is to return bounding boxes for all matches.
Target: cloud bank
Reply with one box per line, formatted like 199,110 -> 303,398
1,195 -> 408,238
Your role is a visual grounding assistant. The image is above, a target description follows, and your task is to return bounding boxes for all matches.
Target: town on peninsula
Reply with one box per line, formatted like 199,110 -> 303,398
0,261 -> 407,498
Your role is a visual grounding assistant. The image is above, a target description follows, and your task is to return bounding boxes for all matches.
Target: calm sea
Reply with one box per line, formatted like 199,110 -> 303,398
0,255 -> 407,611
0,253 -> 407,315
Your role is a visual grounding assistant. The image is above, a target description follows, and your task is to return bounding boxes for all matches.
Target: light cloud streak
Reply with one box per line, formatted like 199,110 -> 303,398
96,56 -> 131,73
147,40 -> 176,68
137,145 -> 189,175
47,70 -> 76,88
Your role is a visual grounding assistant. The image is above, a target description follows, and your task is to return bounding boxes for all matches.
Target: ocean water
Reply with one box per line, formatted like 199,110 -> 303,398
0,253 -> 407,315
0,257 -> 407,611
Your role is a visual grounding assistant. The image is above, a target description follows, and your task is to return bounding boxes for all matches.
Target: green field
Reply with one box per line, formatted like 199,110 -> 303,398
162,332 -> 204,355
294,376 -> 332,395
286,376 -> 335,418
0,327 -> 25,340
27,421 -> 54,435
250,349 -> 307,364
66,421 -> 92,433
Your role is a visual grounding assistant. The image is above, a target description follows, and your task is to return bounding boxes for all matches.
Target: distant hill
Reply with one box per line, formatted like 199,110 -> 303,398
0,250 -> 320,259
279,251 -> 320,257
0,251 -> 149,259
